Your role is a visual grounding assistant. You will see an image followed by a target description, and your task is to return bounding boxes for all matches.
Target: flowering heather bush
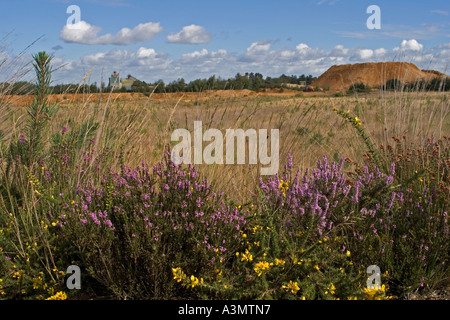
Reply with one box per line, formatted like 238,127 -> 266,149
258,154 -> 354,238
347,136 -> 450,296
62,148 -> 248,299
190,155 -> 367,300
206,151 -> 447,300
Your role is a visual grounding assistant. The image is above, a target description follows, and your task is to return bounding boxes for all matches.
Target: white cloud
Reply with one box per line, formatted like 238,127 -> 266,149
182,49 -> 210,60
374,48 -> 387,56
394,39 -> 423,51
246,41 -> 271,55
296,43 -> 310,53
40,39 -> 449,86
137,47 -> 157,58
330,45 -> 349,56
357,49 -> 373,59
60,21 -> 163,45
280,50 -> 296,59
167,25 -> 212,44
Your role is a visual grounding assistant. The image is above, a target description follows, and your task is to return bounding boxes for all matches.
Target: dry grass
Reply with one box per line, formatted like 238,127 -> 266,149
1,90 -> 449,202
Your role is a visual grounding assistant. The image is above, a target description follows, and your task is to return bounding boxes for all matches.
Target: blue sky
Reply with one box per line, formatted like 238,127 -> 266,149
1,0 -> 449,84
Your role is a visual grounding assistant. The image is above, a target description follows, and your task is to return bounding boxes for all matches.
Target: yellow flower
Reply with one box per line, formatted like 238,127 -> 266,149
46,291 -> 67,300
275,258 -> 286,266
172,267 -> 187,283
33,276 -> 43,290
282,281 -> 300,294
279,180 -> 289,197
240,249 -> 253,262
363,284 -> 391,300
254,261 -> 273,277
189,275 -> 199,288
313,265 -> 320,271
346,250 -> 351,257
327,283 -> 336,295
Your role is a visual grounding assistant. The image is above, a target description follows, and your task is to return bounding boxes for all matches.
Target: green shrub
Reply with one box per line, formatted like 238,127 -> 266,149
385,79 -> 402,91
347,83 -> 370,94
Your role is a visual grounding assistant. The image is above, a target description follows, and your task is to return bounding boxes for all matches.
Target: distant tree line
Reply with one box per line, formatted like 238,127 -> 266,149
141,73 -> 317,94
0,73 -> 317,95
0,81 -> 104,95
3,74 -> 448,95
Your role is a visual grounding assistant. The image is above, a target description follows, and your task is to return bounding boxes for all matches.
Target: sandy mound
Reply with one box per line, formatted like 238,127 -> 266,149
313,62 -> 447,92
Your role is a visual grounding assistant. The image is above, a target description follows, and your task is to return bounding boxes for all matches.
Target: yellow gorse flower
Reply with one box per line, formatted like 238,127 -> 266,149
172,267 -> 187,283
275,258 -> 286,266
46,291 -> 67,300
187,275 -> 200,288
254,261 -> 273,277
363,284 -> 391,300
282,280 -> 300,294
240,249 -> 253,262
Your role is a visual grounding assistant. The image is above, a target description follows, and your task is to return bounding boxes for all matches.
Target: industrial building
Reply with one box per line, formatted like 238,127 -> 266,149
108,72 -> 137,90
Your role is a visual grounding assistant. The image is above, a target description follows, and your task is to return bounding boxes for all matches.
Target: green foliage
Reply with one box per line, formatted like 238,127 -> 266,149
385,79 -> 402,91
347,83 -> 370,94
24,52 -> 57,167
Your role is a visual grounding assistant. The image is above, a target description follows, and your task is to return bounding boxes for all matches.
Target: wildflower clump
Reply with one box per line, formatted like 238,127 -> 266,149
282,281 -> 300,294
363,284 -> 391,300
254,261 -> 273,277
61,149 -> 248,299
45,291 -> 67,300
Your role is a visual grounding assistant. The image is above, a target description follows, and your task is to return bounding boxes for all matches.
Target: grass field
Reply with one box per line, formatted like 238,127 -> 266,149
0,55 -> 449,300
2,90 -> 449,201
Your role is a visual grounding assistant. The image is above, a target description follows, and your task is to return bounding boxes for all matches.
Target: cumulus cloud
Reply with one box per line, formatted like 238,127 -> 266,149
167,25 -> 212,44
44,39 -> 449,86
296,43 -> 310,53
136,47 -> 157,58
180,49 -> 229,74
181,48 -> 210,60
247,41 -> 272,54
394,39 -> 423,51
357,49 -> 373,60
241,41 -> 273,62
60,21 -> 163,45
374,48 -> 387,56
